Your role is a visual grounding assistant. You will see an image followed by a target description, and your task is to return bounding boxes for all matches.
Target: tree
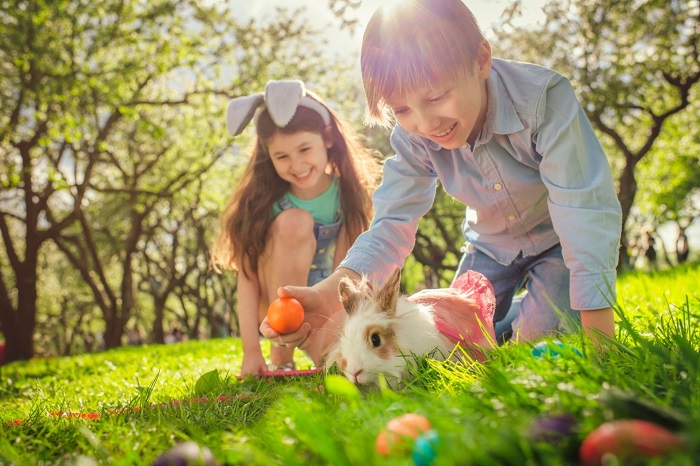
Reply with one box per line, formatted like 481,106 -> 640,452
494,0 -> 700,268
0,0 -> 325,360
635,113 -> 700,224
139,180 -> 237,343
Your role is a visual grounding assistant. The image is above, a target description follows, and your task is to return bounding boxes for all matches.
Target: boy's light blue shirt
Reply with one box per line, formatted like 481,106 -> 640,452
339,58 -> 622,311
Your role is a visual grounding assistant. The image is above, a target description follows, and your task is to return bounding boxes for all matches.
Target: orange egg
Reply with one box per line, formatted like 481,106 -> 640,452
267,297 -> 304,334
375,413 -> 432,456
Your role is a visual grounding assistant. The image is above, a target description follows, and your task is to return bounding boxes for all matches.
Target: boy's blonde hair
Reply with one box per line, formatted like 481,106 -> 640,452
361,0 -> 485,127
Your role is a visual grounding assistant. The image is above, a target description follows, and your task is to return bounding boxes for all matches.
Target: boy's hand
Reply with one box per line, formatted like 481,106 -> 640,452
259,268 -> 358,349
259,319 -> 313,350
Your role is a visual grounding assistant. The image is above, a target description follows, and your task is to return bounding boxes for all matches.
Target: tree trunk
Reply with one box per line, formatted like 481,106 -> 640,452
3,278 -> 38,362
616,157 -> 638,273
151,296 -> 166,344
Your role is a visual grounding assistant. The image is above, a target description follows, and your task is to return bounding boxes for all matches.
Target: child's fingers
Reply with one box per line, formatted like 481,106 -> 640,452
268,323 -> 312,349
277,285 -> 312,303
259,317 -> 280,339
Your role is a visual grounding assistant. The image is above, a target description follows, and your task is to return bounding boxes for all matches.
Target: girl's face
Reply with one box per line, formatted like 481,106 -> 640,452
267,129 -> 333,199
385,42 -> 492,150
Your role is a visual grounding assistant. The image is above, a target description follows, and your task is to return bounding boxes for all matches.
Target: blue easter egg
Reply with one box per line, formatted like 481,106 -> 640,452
531,340 -> 582,358
412,429 -> 440,466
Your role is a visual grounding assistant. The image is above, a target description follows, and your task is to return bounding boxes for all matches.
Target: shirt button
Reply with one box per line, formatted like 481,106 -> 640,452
494,183 -> 503,191
507,215 -> 516,221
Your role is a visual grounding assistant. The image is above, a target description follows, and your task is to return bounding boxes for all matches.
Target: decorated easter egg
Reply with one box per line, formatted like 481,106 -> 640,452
267,297 -> 304,334
376,413 -> 432,456
531,340 -> 582,358
579,419 -> 684,466
412,429 -> 440,466
529,413 -> 578,443
151,441 -> 218,466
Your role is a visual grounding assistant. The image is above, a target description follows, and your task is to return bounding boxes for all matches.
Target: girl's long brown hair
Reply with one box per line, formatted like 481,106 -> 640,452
211,90 -> 379,278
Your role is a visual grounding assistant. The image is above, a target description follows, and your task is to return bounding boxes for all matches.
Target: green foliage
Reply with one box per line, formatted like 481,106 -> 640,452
194,369 -> 223,397
635,116 -> 700,221
0,0 -> 351,357
494,0 -> 700,238
1,266 -> 699,465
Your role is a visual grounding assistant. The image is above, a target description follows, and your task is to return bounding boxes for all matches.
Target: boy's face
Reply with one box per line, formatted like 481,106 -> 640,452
385,42 -> 492,150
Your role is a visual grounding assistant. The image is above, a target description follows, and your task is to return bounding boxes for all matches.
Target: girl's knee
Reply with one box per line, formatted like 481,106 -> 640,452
269,209 -> 315,245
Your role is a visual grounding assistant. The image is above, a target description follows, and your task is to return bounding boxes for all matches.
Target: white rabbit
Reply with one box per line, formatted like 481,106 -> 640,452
326,268 -> 496,386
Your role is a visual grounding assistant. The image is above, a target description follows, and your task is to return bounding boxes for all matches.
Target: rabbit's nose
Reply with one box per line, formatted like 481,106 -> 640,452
351,370 -> 363,383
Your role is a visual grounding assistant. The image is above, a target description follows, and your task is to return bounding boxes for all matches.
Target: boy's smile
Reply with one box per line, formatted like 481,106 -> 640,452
386,41 -> 492,150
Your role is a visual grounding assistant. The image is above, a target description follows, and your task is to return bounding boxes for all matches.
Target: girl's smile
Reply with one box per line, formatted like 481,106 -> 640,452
267,130 -> 333,199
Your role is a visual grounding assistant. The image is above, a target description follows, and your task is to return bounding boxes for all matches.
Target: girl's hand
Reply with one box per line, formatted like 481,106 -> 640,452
240,352 -> 268,378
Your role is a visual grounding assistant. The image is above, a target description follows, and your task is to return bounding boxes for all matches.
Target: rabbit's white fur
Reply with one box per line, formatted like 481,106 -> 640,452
326,269 -> 455,386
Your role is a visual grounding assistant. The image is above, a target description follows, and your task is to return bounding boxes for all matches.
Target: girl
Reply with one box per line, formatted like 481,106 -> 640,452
211,80 -> 378,377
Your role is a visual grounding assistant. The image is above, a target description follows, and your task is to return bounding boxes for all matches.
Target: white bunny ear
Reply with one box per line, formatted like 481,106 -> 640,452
265,80 -> 305,127
226,93 -> 264,136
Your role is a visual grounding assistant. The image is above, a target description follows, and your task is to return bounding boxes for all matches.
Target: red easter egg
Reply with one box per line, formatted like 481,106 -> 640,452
579,419 -> 684,466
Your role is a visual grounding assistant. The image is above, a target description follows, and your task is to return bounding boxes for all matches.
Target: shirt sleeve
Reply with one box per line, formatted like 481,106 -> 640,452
338,128 -> 439,282
534,76 -> 622,310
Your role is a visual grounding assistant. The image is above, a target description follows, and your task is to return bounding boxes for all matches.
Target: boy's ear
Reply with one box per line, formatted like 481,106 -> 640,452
323,124 -> 334,149
477,40 -> 492,79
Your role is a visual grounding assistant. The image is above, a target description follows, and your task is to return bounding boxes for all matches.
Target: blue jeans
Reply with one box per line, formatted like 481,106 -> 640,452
306,220 -> 340,286
453,244 -> 580,343
276,197 -> 341,287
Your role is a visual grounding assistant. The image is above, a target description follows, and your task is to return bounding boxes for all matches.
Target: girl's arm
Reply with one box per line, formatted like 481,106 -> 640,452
236,260 -> 268,376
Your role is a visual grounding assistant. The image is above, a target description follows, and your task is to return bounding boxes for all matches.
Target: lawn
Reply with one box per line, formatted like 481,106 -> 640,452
1,264 -> 699,465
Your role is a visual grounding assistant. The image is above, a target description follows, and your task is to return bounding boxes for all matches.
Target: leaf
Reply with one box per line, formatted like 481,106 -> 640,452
194,369 -> 221,396
378,373 -> 400,400
323,375 -> 361,400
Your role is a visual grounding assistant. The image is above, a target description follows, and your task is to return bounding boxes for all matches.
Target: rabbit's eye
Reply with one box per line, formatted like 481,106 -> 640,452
370,333 -> 381,347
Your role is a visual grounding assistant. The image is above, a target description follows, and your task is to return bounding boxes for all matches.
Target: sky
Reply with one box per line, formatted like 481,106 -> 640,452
235,0 -> 547,62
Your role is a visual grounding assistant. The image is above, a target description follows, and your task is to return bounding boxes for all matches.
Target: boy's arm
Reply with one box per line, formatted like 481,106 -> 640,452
535,76 -> 622,315
580,307 -> 614,345
338,127 -> 439,281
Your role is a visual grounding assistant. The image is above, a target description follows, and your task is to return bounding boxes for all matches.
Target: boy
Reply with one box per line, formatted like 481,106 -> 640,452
261,0 -> 622,356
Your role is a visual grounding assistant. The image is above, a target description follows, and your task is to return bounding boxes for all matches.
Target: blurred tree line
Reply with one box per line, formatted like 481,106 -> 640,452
1,0 -> 698,362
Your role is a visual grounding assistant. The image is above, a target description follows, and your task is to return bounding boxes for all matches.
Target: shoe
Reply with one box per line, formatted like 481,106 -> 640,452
266,361 -> 296,372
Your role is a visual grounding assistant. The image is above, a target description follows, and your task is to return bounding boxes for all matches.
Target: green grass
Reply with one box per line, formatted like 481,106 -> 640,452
1,264 -> 699,465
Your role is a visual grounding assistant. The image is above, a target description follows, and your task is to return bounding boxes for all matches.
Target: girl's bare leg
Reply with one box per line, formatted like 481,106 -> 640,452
258,209 -> 316,369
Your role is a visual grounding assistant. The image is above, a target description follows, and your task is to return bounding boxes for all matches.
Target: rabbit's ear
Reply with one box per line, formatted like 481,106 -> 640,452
339,277 -> 360,316
377,268 -> 401,316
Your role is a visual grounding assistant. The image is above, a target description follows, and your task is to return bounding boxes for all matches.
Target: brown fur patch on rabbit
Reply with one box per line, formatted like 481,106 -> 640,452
326,269 -> 459,386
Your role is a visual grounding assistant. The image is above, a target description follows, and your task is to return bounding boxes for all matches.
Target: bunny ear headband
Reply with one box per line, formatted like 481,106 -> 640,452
226,80 -> 332,137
